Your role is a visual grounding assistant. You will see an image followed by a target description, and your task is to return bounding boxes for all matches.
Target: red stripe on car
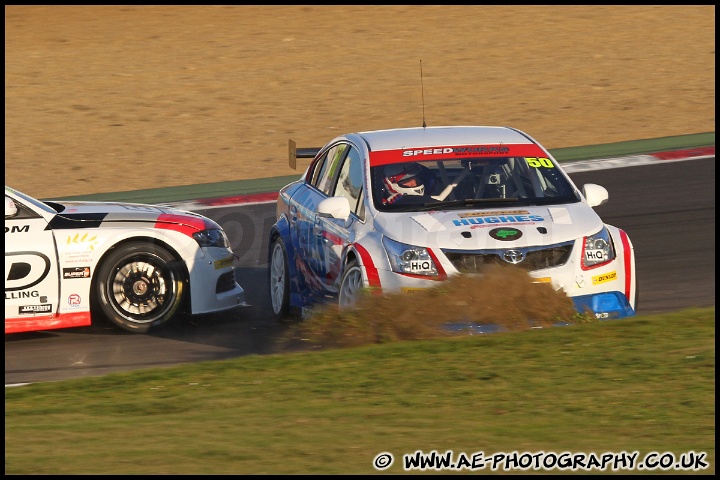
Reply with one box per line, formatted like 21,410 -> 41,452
154,213 -> 210,237
619,229 -> 633,302
427,248 -> 448,280
369,144 -> 549,166
353,243 -> 382,293
5,311 -> 92,334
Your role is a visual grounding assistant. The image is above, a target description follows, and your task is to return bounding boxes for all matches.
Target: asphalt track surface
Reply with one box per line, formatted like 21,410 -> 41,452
5,157 -> 715,386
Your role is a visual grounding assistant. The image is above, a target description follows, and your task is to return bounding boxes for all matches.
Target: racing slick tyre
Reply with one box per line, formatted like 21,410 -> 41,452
338,259 -> 365,309
94,242 -> 185,333
269,237 -> 299,322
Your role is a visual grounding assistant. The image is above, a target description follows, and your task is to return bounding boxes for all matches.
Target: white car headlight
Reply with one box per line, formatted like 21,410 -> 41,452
382,236 -> 438,276
192,229 -> 230,249
581,227 -> 615,268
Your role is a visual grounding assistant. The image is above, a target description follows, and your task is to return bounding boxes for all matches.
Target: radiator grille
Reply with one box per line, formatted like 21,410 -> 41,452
442,241 -> 574,273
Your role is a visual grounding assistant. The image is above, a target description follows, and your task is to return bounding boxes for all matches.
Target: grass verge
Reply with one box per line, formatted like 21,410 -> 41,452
5,305 -> 715,474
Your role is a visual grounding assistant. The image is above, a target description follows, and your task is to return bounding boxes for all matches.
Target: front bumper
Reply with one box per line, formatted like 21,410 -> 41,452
187,250 -> 249,314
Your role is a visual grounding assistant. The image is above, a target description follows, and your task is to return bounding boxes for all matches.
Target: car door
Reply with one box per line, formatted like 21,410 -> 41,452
312,145 -> 365,293
5,194 -> 61,330
290,143 -> 350,300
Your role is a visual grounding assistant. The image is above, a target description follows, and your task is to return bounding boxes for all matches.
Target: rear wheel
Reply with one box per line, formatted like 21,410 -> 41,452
338,260 -> 365,308
95,242 -> 184,333
269,237 -> 298,322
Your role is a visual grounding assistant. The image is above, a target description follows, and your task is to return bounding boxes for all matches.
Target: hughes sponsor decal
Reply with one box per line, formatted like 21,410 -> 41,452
453,214 -> 543,227
63,266 -> 91,279
19,304 -> 52,314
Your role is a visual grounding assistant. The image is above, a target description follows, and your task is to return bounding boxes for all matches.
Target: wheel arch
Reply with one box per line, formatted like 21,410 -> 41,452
343,241 -> 383,293
340,245 -> 365,285
267,215 -> 291,262
342,247 -> 359,269
90,236 -> 191,313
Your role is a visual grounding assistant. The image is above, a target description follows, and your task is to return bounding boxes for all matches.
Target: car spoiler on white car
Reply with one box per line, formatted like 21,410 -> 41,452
288,139 -> 321,170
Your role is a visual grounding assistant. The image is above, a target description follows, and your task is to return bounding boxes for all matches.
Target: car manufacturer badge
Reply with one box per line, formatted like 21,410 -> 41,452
502,249 -> 525,264
489,227 -> 522,241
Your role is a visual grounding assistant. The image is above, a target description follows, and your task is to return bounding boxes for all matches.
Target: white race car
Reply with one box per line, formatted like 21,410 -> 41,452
268,126 -> 638,321
5,186 -> 248,334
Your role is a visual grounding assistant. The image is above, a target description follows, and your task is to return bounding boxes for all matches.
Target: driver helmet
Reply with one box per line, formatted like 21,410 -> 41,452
383,163 -> 425,199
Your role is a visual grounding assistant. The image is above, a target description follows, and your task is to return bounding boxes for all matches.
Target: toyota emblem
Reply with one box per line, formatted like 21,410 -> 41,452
502,249 -> 525,264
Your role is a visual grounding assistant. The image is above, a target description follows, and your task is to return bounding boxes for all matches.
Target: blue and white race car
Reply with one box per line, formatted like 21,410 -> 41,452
268,126 -> 638,320
5,186 -> 248,334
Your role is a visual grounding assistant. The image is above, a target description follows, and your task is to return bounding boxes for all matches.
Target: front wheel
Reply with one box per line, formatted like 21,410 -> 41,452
338,260 -> 365,308
269,237 -> 298,322
94,242 -> 184,333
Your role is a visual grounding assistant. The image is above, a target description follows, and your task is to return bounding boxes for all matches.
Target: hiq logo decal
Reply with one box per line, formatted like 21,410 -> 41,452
489,227 -> 522,241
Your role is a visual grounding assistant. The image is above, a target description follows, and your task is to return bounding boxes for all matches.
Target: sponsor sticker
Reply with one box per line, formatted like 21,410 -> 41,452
6,224 -> 30,234
63,266 -> 91,279
401,287 -> 428,294
5,291 -> 40,300
66,233 -> 99,251
453,214 -> 543,227
6,252 -> 51,291
68,293 -> 82,307
19,304 -> 52,314
531,277 -> 552,284
592,271 -> 617,285
458,210 -> 530,218
489,227 -> 523,241
405,260 -> 434,274
214,256 -> 235,270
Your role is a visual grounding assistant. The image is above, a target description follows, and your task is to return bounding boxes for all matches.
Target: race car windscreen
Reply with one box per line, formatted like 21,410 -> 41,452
371,156 -> 581,211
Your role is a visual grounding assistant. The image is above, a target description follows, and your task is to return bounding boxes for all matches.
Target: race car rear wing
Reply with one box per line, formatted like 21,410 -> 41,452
288,139 -> 321,170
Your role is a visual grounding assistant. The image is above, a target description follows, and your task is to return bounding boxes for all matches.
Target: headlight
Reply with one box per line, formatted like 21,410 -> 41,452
382,236 -> 438,276
192,229 -> 230,248
581,227 -> 615,268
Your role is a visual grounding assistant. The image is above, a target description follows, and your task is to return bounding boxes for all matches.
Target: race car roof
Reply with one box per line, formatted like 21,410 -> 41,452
353,126 -> 535,152
349,126 -> 547,166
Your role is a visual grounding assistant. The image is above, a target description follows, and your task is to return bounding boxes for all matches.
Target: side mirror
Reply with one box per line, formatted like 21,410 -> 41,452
5,196 -> 18,218
582,183 -> 609,207
317,196 -> 351,221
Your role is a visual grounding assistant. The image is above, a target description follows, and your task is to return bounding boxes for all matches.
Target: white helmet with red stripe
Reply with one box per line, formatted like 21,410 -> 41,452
383,163 -> 425,201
